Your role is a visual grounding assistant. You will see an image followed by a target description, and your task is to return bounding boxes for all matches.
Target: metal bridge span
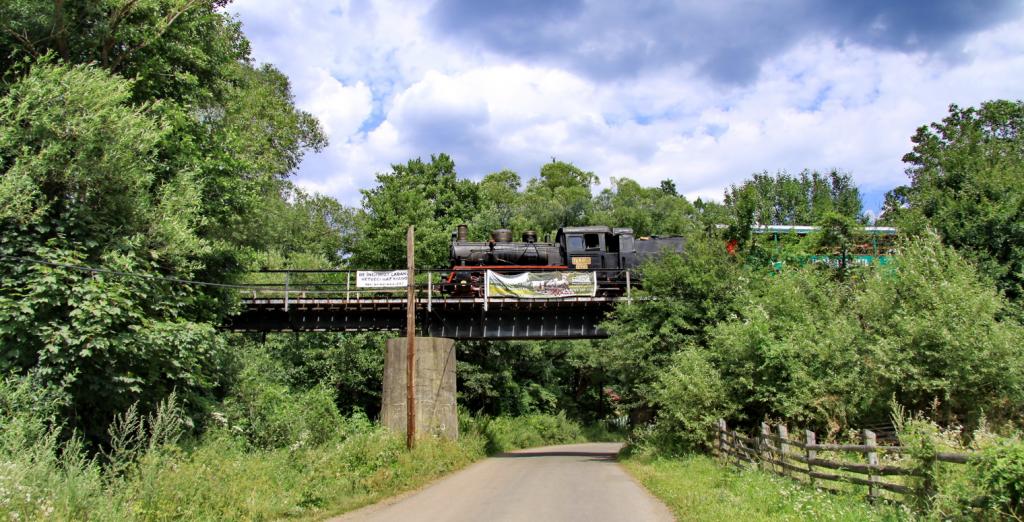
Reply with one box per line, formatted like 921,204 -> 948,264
227,295 -> 626,340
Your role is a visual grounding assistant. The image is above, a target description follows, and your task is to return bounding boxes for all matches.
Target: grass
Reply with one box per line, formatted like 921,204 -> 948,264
620,453 -> 910,521
1,408 -> 618,521
1,425 -> 489,521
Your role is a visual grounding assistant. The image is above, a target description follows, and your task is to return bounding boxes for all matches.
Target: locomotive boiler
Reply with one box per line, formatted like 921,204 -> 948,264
442,224 -> 684,296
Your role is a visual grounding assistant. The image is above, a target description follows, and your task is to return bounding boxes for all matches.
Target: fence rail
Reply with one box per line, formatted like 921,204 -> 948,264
715,419 -> 973,504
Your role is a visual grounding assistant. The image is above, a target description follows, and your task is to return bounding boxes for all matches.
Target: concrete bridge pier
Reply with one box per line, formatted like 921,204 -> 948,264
381,337 -> 458,440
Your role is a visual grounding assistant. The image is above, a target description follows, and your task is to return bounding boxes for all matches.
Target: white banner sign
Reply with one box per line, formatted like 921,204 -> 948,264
356,270 -> 408,288
485,270 -> 597,299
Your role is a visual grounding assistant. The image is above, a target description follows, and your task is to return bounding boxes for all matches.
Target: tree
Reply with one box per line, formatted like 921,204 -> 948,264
348,154 -> 479,268
467,169 -> 523,238
600,231 -> 745,424
724,170 -> 865,248
1,0 -> 242,103
886,100 -> 1024,300
519,160 -> 597,235
0,63 -> 238,441
0,0 -> 327,442
591,178 -> 696,236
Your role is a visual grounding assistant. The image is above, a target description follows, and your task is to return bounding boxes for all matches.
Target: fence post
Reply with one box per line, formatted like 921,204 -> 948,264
806,430 -> 817,488
284,271 -> 290,312
346,272 -> 351,302
777,424 -> 789,477
864,429 -> 878,501
761,422 -> 771,471
718,419 -> 727,456
730,429 -> 740,465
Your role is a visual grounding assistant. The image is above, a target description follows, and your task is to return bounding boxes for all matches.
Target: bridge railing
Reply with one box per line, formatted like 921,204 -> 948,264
236,267 -> 639,308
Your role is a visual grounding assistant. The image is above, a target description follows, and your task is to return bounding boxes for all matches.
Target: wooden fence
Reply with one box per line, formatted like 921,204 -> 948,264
715,419 -> 972,504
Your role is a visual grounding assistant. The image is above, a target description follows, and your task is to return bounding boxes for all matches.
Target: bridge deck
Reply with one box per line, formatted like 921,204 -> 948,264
228,296 -> 630,339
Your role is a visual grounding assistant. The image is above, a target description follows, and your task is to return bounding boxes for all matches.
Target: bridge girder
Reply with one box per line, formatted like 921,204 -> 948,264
226,297 -> 621,340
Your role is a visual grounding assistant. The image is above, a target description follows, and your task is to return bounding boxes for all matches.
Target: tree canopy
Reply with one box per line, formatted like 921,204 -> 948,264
884,100 -> 1024,300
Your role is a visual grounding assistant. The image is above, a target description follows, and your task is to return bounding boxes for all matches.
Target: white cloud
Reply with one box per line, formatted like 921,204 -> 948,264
228,2 -> 1024,210
298,69 -> 373,138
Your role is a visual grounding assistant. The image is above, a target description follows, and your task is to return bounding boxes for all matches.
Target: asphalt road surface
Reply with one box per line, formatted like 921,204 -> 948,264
333,442 -> 674,522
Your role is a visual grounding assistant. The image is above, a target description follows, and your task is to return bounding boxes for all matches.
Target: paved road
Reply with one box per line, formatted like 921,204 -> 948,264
333,442 -> 674,522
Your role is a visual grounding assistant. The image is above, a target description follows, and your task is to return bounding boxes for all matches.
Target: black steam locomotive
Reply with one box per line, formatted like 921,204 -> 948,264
440,224 -> 685,296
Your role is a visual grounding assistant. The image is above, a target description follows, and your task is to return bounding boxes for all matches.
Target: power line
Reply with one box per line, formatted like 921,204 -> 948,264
0,255 -> 281,292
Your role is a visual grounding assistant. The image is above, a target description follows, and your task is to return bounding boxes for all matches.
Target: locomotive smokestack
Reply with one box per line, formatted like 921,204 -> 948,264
522,230 -> 537,243
456,224 -> 468,242
491,229 -> 512,242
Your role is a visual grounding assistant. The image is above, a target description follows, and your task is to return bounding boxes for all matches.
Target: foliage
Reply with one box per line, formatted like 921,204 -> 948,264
709,266 -> 872,430
601,230 -> 745,423
461,412 -> 587,454
219,346 -> 343,449
262,332 -> 387,416
608,230 -> 1024,451
884,100 -> 1024,301
591,178 -> 697,237
648,350 -> 733,451
0,242 -> 232,442
857,235 -> 1024,425
725,169 -> 865,247
0,0 -> 325,442
457,340 -> 615,421
349,154 -> 479,268
0,396 -> 486,520
518,160 -> 597,235
968,438 -> 1024,519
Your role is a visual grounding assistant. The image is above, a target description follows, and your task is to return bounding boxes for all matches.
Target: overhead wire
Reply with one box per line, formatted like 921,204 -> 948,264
0,255 -> 284,292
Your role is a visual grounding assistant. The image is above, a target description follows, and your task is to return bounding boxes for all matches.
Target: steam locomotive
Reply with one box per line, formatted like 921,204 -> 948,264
441,224 -> 685,297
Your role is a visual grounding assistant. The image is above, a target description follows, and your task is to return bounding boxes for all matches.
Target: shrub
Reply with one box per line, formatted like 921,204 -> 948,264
649,349 -> 734,451
969,438 -> 1024,519
471,413 -> 586,453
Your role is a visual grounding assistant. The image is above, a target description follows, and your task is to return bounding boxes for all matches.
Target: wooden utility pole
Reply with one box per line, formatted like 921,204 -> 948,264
406,225 -> 416,449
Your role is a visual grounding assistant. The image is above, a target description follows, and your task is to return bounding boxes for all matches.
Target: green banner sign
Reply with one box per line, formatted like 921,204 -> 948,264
485,271 -> 597,299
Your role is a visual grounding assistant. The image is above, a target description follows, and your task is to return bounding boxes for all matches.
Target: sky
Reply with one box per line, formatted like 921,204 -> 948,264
228,0 -> 1024,218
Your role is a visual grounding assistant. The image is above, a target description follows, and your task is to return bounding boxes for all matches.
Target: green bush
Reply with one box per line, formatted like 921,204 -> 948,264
475,412 -> 585,453
650,349 -> 734,451
969,438 -> 1024,519
220,348 -> 343,449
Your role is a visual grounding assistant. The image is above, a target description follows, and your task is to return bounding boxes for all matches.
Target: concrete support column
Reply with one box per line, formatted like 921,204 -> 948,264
381,337 -> 458,440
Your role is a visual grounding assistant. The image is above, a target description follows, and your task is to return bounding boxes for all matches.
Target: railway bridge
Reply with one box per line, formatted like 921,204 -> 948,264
226,268 -> 635,340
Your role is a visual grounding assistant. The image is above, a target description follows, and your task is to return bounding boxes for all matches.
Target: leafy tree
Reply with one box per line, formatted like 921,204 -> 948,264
348,154 -> 479,268
260,333 -> 386,416
855,234 -> 1024,425
457,340 -> 613,421
692,197 -> 732,232
519,160 -> 597,235
250,183 -> 352,264
591,178 -> 697,236
600,231 -> 745,423
708,266 -> 871,430
466,169 -> 523,239
1,0 -> 243,103
0,0 -> 326,441
885,100 -> 1024,300
724,170 -> 865,248
0,63 -> 239,441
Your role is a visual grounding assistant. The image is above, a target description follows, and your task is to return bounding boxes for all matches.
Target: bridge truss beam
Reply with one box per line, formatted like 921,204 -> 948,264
226,297 -> 622,340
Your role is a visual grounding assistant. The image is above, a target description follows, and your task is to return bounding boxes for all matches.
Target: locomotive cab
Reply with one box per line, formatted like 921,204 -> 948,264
557,226 -> 635,272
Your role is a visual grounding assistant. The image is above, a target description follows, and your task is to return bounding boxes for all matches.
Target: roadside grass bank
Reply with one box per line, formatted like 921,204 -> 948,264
1,398 -> 612,521
620,453 -> 908,521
